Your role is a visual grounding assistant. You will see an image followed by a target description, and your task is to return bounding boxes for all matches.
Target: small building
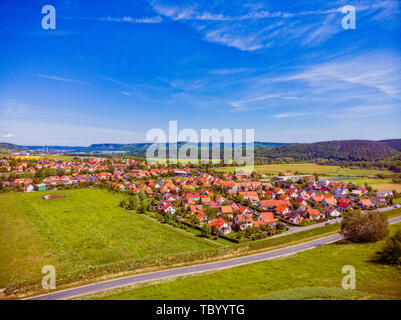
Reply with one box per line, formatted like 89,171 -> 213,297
358,199 -> 375,209
274,175 -> 315,183
234,214 -> 254,230
208,218 -> 232,234
36,183 -> 47,192
257,212 -> 276,226
322,206 -> 341,218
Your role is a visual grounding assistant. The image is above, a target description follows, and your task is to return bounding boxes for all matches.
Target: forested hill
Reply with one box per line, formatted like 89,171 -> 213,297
255,140 -> 400,161
0,143 -> 24,152
379,139 -> 401,152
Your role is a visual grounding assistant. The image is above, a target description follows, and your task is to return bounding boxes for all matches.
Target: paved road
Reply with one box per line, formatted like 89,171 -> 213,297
280,204 -> 399,237
25,215 -> 401,300
282,218 -> 342,236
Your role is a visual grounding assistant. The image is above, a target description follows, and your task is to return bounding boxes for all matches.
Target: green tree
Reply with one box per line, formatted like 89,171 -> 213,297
119,199 -> 128,208
375,230 -> 401,265
341,211 -> 389,243
138,189 -> 146,201
137,202 -> 146,213
201,225 -> 212,238
128,196 -> 138,210
56,168 -> 66,177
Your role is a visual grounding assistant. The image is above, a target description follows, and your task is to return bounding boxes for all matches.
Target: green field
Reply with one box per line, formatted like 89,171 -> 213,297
0,189 -> 218,289
86,223 -> 401,300
216,163 -> 400,191
216,163 -> 393,177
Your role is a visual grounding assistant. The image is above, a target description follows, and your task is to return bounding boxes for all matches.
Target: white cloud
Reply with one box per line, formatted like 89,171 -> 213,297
2,133 -> 13,138
275,52 -> 401,98
229,94 -> 298,111
0,100 -> 30,115
210,68 -> 251,75
33,74 -> 85,84
330,105 -> 399,119
98,16 -> 162,23
0,120 -> 145,145
150,1 -> 399,51
272,111 -> 320,119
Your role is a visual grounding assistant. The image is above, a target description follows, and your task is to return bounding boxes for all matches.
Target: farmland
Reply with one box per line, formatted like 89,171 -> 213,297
0,189 -> 218,288
215,163 -> 393,177
215,163 -> 400,192
84,223 -> 401,300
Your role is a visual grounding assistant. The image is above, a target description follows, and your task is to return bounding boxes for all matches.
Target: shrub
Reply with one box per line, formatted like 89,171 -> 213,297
376,230 -> 401,265
341,211 -> 389,243
119,199 -> 128,208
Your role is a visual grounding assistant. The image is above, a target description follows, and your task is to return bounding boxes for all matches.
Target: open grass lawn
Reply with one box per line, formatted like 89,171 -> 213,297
215,163 -> 393,178
215,163 -> 400,192
216,163 -> 340,175
330,177 -> 401,192
0,189 -> 218,288
90,223 -> 401,300
372,184 -> 401,193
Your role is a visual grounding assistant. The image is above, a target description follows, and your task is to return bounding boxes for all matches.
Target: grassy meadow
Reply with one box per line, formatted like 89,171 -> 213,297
215,163 -> 400,192
215,163 -> 393,177
0,189 -> 218,288
85,223 -> 401,300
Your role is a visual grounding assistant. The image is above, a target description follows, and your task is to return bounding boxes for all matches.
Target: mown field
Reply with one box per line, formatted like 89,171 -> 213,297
215,163 -> 401,192
215,163 -> 393,177
86,223 -> 401,300
0,189 -> 218,288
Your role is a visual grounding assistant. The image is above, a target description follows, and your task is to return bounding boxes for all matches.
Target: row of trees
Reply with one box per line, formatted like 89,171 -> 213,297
341,210 -> 401,265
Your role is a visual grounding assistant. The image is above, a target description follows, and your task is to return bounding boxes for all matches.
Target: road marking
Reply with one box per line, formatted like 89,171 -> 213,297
24,216 -> 401,300
140,213 -> 226,247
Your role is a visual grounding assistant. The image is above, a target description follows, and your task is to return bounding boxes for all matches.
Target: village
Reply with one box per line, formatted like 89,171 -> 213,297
0,156 -> 397,242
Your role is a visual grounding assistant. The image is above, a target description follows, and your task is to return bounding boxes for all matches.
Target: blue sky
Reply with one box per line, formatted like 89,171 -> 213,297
0,0 -> 400,145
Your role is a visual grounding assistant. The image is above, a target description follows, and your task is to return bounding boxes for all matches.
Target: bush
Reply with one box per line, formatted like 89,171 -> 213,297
376,230 -> 401,265
4,283 -> 16,296
341,211 -> 389,243
119,199 -> 128,208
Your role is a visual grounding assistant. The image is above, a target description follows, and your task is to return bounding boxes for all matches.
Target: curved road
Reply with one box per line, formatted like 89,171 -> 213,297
26,216 -> 401,300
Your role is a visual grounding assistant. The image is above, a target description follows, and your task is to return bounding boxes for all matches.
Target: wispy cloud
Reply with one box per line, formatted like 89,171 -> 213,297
0,119 -> 145,145
272,111 -> 321,119
0,100 -> 30,115
64,15 -> 162,24
229,94 -> 298,111
330,105 -> 399,119
275,52 -> 401,98
210,68 -> 251,75
150,1 -> 399,51
33,74 -> 85,84
101,76 -> 135,89
222,51 -> 401,125
2,133 -> 13,138
97,16 -> 162,23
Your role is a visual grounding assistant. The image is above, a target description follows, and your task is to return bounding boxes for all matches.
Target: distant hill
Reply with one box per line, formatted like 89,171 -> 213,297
19,139 -> 401,161
24,141 -> 292,154
255,140 -> 399,161
378,139 -> 401,152
0,142 -> 24,152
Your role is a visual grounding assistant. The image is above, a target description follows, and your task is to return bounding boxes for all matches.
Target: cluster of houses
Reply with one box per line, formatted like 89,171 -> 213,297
1,156 -> 396,237
152,174 -> 394,234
